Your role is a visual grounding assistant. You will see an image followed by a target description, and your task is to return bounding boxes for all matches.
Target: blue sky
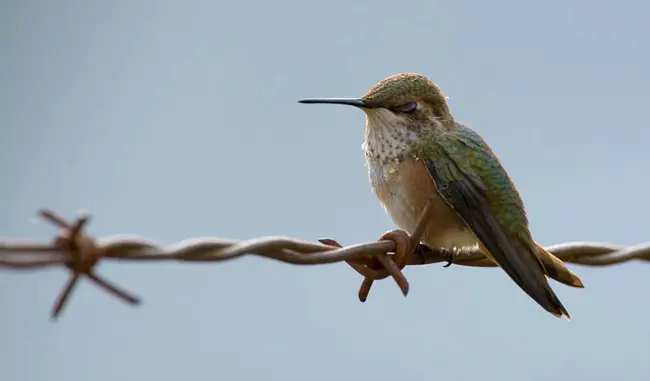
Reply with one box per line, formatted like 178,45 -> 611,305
2,0 -> 649,380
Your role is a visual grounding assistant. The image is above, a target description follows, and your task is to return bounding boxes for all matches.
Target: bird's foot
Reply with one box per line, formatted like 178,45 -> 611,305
412,244 -> 454,268
443,250 -> 454,268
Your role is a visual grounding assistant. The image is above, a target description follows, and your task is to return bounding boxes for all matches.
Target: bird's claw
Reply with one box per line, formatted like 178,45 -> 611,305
443,252 -> 453,268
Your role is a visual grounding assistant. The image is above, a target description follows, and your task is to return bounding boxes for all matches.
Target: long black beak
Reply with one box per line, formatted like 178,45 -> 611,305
297,98 -> 375,108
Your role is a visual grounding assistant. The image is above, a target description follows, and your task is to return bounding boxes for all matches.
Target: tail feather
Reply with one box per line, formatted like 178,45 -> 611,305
480,240 -> 571,319
514,240 -> 572,319
535,242 -> 584,288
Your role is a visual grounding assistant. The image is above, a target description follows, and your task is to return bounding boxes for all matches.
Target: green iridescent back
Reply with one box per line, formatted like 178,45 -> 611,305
419,122 -> 533,239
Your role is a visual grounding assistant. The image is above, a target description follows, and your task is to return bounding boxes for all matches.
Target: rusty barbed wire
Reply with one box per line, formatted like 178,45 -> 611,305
1,207 -> 649,320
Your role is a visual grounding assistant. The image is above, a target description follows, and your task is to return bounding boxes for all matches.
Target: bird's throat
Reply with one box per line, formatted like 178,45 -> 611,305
362,117 -> 419,165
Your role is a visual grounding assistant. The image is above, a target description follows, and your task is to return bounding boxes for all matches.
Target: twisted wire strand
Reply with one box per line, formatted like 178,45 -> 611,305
1,208 -> 649,320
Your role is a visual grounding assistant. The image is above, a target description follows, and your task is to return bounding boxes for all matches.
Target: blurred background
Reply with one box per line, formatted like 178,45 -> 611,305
1,0 -> 649,380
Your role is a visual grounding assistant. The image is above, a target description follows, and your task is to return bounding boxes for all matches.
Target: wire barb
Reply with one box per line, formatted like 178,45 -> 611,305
25,210 -> 141,319
1,209 -> 649,320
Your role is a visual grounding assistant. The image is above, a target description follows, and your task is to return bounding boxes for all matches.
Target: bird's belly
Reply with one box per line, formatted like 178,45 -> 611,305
368,158 -> 479,251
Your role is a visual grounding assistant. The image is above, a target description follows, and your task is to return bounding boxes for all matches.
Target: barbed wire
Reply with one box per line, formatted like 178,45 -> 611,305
1,206 -> 649,320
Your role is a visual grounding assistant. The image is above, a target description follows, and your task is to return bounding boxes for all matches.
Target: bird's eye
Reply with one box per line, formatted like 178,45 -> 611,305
400,102 -> 418,113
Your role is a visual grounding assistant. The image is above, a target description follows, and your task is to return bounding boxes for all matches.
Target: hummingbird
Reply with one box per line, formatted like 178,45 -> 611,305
299,73 -> 584,319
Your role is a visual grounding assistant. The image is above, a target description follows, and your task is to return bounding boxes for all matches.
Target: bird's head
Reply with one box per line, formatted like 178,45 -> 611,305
299,73 -> 453,162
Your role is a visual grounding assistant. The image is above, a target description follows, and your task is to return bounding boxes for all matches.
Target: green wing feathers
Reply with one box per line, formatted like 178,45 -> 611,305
420,123 -> 572,318
442,127 -> 530,236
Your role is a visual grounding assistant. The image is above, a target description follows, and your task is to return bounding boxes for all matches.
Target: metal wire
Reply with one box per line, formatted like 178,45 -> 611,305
1,208 -> 649,320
